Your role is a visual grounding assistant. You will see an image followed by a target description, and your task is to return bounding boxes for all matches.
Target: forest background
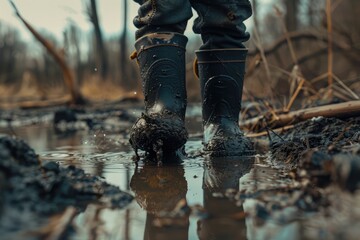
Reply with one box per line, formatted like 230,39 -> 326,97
0,0 -> 359,107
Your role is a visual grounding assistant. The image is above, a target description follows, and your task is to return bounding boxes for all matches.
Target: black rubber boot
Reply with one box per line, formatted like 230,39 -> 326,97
196,49 -> 254,157
130,33 -> 188,164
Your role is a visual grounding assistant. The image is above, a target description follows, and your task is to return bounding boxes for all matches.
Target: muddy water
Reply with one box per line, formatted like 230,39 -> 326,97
0,111 -> 265,240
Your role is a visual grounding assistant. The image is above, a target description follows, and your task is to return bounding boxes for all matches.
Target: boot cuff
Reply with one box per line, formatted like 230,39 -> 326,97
196,49 -> 248,63
135,32 -> 188,53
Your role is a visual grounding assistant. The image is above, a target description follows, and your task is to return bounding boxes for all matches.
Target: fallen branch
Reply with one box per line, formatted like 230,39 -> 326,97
248,30 -> 360,66
240,100 -> 360,131
8,0 -> 85,105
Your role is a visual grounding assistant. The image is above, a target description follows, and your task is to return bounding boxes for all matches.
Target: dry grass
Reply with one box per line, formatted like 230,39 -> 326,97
80,75 -> 140,102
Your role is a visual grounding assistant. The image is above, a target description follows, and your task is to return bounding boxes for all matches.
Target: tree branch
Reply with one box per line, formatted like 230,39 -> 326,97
8,0 -> 85,105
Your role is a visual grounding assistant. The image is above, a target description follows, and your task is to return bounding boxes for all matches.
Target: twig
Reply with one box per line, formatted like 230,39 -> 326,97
247,31 -> 357,62
285,78 -> 305,112
333,74 -> 359,100
266,126 -> 285,142
310,72 -> 359,100
332,85 -> 354,101
326,0 -> 333,95
310,72 -> 329,84
246,125 -> 295,138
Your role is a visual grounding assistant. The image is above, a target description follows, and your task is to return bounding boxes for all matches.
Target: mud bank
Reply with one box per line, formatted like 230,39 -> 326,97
0,136 -> 133,239
232,116 -> 360,240
1,105 -> 360,239
268,116 -> 360,190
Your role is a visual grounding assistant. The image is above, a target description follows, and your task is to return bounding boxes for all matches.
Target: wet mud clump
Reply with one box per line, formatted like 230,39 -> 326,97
267,117 -> 360,193
236,117 -> 360,239
0,135 -> 133,236
129,112 -> 188,164
269,117 -> 360,172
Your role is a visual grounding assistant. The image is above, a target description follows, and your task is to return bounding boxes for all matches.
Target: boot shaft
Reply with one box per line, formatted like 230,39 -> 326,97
196,49 -> 248,126
135,33 -> 188,119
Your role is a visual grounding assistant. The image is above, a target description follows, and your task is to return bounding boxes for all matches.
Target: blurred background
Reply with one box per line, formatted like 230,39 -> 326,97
0,0 -> 359,106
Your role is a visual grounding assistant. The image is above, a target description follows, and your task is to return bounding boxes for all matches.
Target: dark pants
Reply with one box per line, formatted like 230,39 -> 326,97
133,0 -> 252,49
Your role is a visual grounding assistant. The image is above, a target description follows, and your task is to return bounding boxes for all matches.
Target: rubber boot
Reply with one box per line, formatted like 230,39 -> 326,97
130,33 -> 188,164
196,49 -> 254,157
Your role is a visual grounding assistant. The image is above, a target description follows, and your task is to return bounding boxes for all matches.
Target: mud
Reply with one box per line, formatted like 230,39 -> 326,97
129,112 -> 188,164
0,135 -> 133,238
268,116 -> 360,190
1,105 -> 360,239
229,116 -> 360,239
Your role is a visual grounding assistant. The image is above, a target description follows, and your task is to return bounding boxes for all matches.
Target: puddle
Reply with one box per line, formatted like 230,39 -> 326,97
2,120 -> 253,239
3,107 -> 358,239
0,116 -> 304,239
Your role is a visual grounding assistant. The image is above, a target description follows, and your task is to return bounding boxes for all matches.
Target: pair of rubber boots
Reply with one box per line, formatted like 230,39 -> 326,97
129,33 -> 254,162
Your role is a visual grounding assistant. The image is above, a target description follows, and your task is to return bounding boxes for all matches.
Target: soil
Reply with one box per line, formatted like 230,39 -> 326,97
1,104 -> 360,239
268,116 -> 360,190
0,135 -> 133,239
236,116 -> 360,239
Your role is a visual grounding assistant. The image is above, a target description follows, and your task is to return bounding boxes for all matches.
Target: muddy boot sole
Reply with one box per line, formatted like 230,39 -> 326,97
129,113 -> 188,164
204,135 -> 255,157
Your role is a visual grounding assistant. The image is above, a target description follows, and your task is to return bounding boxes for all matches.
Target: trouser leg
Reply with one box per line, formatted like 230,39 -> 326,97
192,1 -> 254,156
130,1 -> 191,161
190,0 -> 252,49
133,0 -> 193,39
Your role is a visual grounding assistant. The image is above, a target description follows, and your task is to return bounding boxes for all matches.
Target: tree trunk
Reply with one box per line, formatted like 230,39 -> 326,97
252,0 -> 258,27
89,0 -> 109,79
120,0 -> 128,87
284,0 -> 299,31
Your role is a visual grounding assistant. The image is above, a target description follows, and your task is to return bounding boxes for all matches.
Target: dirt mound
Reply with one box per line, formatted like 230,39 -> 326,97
0,136 -> 133,236
268,116 -> 360,192
269,117 -> 360,169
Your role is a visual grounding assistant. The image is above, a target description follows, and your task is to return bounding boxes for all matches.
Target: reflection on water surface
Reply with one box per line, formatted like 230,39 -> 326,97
1,121 -> 261,240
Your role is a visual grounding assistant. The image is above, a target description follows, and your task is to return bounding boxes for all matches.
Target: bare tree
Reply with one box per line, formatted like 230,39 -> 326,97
64,24 -> 83,85
0,24 -> 25,85
120,0 -> 128,86
284,0 -> 300,31
252,0 -> 259,28
8,0 -> 85,105
87,0 -> 109,79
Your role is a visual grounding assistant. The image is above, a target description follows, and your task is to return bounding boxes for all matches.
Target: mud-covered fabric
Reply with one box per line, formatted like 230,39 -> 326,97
133,0 -> 193,39
133,0 -> 252,49
191,0 -> 252,49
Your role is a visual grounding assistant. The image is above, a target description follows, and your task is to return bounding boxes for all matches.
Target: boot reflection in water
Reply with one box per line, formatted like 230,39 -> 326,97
130,159 -> 189,240
198,156 -> 254,240
130,0 -> 254,161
